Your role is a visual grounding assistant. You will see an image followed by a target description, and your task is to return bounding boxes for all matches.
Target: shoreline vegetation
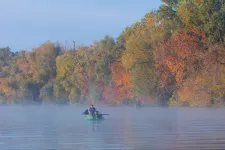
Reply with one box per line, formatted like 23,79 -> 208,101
0,102 -> 225,109
0,0 -> 225,107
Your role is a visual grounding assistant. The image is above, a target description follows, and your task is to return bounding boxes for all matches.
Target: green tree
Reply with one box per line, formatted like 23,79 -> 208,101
177,0 -> 225,43
0,47 -> 11,71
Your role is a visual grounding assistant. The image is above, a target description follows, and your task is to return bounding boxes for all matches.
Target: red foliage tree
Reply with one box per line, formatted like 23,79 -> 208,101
109,61 -> 134,102
154,28 -> 207,85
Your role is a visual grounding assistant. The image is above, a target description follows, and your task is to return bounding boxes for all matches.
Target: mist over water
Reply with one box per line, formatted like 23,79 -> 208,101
0,105 -> 225,150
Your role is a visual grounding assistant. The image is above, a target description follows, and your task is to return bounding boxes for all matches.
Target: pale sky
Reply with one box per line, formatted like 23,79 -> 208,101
0,0 -> 162,51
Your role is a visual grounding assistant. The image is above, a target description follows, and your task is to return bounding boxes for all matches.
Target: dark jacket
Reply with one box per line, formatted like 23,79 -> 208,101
88,107 -> 96,114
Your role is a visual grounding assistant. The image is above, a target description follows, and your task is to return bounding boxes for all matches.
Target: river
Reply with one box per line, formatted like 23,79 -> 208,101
0,105 -> 225,150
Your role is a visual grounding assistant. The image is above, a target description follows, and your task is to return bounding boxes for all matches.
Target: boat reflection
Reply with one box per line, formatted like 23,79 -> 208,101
90,120 -> 104,132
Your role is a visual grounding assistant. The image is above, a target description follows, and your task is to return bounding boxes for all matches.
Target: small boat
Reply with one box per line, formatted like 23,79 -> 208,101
84,114 -> 104,120
82,110 -> 109,120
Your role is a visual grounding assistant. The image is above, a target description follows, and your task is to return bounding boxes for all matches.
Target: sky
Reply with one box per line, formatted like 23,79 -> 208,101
0,0 -> 162,51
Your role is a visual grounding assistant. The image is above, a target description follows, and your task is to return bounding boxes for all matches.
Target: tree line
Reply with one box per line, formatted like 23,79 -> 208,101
0,0 -> 225,106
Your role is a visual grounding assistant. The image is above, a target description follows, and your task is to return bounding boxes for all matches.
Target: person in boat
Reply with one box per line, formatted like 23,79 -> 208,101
83,104 -> 98,115
88,104 -> 96,114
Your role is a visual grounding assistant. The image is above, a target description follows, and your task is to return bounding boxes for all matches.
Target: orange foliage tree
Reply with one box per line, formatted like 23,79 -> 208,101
154,28 -> 207,85
176,77 -> 211,106
102,81 -> 117,103
106,61 -> 134,103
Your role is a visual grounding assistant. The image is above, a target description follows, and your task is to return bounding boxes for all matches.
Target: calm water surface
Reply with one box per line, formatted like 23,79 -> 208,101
0,106 -> 225,150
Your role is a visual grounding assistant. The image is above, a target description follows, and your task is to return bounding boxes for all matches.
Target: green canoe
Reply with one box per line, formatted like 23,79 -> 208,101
84,114 -> 104,120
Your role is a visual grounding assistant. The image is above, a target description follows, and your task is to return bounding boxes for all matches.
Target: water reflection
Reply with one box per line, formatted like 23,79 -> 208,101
90,120 -> 103,132
1,106 -> 225,150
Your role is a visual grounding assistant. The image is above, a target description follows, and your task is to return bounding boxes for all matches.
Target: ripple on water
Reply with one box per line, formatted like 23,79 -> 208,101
0,106 -> 225,150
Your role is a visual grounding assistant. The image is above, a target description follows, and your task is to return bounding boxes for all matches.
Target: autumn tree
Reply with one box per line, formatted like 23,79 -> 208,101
177,0 -> 225,43
121,12 -> 175,103
32,42 -> 61,84
0,47 -> 11,71
155,28 -> 207,85
110,61 -> 134,103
